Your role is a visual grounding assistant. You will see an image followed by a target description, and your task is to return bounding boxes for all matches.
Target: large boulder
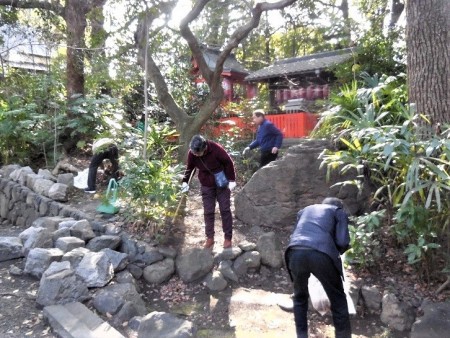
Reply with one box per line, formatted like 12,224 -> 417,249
92,282 -> 146,316
175,248 -> 214,282
142,258 -> 175,284
75,251 -> 114,287
32,216 -> 72,232
48,183 -> 68,202
22,227 -> 53,256
380,292 -> 415,331
70,220 -> 96,241
9,166 -> 33,185
256,232 -> 283,268
36,261 -> 90,307
24,248 -> 64,278
411,300 -> 450,338
234,139 -> 371,228
86,235 -> 121,252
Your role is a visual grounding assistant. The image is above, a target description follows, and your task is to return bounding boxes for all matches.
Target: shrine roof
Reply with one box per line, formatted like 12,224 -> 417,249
245,48 -> 354,82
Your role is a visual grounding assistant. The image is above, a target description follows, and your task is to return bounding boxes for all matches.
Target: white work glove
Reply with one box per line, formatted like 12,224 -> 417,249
181,182 -> 189,193
242,147 -> 250,155
228,181 -> 236,191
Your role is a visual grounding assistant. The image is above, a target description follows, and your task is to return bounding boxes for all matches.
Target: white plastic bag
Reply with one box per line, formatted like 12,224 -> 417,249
73,168 -> 89,189
309,257 -> 356,316
309,274 -> 331,315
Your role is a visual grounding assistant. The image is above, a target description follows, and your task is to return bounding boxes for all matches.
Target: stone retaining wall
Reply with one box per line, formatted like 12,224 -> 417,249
0,177 -> 93,228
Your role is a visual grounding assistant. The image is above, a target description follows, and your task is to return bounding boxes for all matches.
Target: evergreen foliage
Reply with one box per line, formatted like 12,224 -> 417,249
315,74 -> 450,280
118,122 -> 183,240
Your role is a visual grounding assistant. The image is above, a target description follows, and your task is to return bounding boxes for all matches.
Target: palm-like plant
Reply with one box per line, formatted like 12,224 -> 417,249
317,73 -> 450,277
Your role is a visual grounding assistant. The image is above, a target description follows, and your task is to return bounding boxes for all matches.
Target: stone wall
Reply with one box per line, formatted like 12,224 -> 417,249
0,176 -> 93,228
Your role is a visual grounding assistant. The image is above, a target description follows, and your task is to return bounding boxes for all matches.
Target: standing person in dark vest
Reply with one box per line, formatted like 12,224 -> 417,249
242,109 -> 283,168
284,197 -> 352,338
181,135 -> 236,249
85,138 -> 119,194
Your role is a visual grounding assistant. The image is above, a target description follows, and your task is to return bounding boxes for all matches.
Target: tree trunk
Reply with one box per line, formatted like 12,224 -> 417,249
65,0 -> 88,98
406,0 -> 450,137
339,0 -> 351,44
87,1 -> 110,95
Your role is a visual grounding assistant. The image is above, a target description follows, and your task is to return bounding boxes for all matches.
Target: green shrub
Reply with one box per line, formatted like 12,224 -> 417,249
0,69 -> 118,167
348,210 -> 385,268
118,122 -> 183,240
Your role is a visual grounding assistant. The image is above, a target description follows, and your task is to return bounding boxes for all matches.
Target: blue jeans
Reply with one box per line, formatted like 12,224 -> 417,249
287,248 -> 351,338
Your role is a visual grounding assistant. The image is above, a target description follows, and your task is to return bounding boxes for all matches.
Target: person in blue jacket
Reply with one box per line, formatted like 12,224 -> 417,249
242,109 -> 283,167
284,197 -> 352,338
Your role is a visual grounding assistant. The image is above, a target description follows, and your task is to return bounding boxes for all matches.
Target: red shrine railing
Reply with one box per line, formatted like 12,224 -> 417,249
211,112 -> 318,139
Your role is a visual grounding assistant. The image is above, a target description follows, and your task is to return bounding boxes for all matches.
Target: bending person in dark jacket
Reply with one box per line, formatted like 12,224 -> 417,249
243,109 -> 283,167
85,138 -> 119,194
181,135 -> 236,249
285,197 -> 351,338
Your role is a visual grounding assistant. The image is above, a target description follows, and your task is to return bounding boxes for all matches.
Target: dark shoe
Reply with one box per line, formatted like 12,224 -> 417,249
277,302 -> 294,313
223,239 -> 232,248
203,238 -> 215,249
277,293 -> 294,312
84,188 -> 96,194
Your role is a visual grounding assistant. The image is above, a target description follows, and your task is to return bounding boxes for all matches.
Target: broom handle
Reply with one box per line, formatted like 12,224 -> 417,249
172,168 -> 196,223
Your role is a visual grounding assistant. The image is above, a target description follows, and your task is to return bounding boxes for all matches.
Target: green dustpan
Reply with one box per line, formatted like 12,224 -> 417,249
96,178 -> 120,214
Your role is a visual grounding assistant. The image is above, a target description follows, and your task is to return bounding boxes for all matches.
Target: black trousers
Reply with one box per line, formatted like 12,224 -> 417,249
87,145 -> 119,190
201,185 -> 232,240
260,150 -> 278,167
287,248 -> 351,338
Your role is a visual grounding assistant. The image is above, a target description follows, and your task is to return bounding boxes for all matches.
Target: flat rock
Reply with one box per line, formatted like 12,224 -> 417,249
43,302 -> 125,338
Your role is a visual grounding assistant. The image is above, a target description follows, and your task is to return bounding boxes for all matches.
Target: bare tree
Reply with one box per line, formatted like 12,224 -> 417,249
135,0 -> 298,159
406,0 -> 449,136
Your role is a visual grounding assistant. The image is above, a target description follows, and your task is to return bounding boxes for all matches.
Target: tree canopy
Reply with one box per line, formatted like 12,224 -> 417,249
0,0 -> 447,160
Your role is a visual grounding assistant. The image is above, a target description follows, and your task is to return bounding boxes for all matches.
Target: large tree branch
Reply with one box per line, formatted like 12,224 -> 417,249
221,0 -> 298,63
0,0 -> 64,16
215,1 -> 297,90
179,0 -> 213,85
180,0 -> 298,121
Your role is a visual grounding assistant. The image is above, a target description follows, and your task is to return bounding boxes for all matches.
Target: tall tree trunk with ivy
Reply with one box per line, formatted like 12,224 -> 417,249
406,0 -> 450,137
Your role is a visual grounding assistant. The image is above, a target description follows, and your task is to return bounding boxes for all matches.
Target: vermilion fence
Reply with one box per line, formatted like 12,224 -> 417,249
266,112 -> 318,138
211,112 -> 318,139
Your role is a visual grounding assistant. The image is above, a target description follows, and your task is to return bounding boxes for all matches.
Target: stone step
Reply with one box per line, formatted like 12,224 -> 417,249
43,302 -> 125,338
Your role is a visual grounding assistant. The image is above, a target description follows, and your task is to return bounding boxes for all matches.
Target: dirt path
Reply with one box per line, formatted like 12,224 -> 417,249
135,183 -> 409,338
